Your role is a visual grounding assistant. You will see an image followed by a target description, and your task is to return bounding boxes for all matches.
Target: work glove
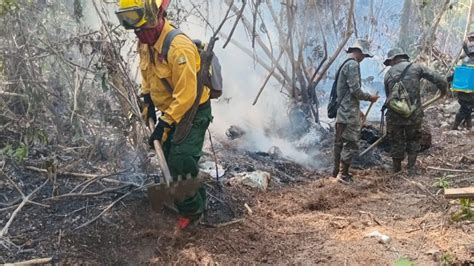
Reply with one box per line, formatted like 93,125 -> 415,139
142,93 -> 157,124
149,117 -> 172,148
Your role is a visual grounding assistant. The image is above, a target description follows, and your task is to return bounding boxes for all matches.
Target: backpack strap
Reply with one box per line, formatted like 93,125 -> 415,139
160,29 -> 185,94
388,63 -> 413,94
399,63 -> 413,82
161,29 -> 184,62
334,58 -> 356,105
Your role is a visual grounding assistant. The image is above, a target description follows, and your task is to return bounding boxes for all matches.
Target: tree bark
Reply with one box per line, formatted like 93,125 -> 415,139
398,0 -> 412,51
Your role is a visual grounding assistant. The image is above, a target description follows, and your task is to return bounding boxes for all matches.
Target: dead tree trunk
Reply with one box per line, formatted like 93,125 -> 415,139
398,0 -> 412,51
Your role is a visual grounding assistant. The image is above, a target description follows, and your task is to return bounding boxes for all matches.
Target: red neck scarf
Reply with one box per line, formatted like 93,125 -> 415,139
135,18 -> 165,45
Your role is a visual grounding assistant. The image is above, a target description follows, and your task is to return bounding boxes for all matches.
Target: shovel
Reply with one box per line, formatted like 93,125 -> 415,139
146,118 -> 206,212
361,91 -> 379,125
146,118 -> 174,211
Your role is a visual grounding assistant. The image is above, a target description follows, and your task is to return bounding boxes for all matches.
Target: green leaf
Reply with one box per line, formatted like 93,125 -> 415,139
14,143 -> 28,162
394,258 -> 415,266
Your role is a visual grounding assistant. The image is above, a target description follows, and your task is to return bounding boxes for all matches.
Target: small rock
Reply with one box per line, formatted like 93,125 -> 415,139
444,101 -> 460,114
199,161 -> 225,179
425,248 -> 441,256
268,146 -> 283,159
228,171 -> 271,191
445,130 -> 462,137
365,230 -> 391,244
426,248 -> 442,261
226,125 -> 246,140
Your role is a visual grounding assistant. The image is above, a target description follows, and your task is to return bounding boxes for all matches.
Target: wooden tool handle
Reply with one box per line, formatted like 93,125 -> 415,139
148,118 -> 172,186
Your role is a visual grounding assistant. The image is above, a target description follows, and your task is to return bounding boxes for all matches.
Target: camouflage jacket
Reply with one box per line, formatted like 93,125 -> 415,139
384,60 -> 448,125
336,59 -> 372,126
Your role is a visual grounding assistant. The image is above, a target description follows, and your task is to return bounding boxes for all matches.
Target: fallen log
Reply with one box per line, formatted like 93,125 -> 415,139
444,187 -> 474,199
4,257 -> 52,265
427,167 -> 474,174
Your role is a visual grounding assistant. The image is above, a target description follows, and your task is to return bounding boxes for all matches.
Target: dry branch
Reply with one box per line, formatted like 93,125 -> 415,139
223,0 -> 247,48
0,178 -> 49,238
253,50 -> 285,105
427,167 -> 474,174
224,0 -> 292,86
45,184 -> 136,201
74,186 -> 142,230
25,166 -> 99,179
311,0 -> 355,89
4,257 -> 52,265
219,32 -> 286,85
201,218 -> 244,228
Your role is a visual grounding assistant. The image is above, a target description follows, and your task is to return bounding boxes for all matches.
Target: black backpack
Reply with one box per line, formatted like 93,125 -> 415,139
327,58 -> 355,119
160,29 -> 223,99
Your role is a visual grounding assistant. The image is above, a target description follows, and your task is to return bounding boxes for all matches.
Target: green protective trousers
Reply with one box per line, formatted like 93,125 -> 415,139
162,102 -> 213,220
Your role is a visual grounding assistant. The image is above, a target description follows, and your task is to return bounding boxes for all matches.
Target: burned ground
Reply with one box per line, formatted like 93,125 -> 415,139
1,100 -> 473,265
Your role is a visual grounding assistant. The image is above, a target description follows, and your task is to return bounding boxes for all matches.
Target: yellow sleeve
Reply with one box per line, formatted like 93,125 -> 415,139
140,69 -> 151,95
162,36 -> 198,124
138,43 -> 151,95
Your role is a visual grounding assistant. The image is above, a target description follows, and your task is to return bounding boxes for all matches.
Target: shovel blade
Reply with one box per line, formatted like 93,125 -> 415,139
147,183 -> 173,212
147,173 -> 209,212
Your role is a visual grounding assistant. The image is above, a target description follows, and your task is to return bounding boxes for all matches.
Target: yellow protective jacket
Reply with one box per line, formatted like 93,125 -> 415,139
139,20 -> 210,125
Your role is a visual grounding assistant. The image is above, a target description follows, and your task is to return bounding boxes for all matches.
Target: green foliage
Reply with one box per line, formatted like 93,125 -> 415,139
451,198 -> 474,221
440,252 -> 453,266
432,175 -> 451,189
394,258 -> 414,266
1,142 -> 29,162
0,0 -> 17,16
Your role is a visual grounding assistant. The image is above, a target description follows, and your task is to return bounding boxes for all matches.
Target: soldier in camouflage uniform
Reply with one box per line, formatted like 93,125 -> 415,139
383,48 -> 448,175
452,32 -> 474,130
333,39 -> 379,184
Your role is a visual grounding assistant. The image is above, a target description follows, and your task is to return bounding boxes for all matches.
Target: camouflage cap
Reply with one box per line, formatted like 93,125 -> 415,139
383,47 -> 410,66
347,39 -> 373,58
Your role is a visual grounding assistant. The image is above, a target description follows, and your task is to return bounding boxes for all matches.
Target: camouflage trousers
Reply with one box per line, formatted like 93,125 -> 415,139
162,102 -> 213,220
387,122 -> 421,160
334,123 -> 360,165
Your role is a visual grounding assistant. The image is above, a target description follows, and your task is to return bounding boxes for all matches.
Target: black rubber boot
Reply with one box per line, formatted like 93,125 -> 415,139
465,116 -> 472,130
407,154 -> 418,176
452,115 -> 463,130
392,158 -> 402,173
337,162 -> 353,184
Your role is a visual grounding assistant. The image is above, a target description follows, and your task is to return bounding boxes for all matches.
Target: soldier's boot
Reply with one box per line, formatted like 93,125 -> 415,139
332,163 -> 340,178
392,158 -> 402,173
407,154 -> 418,177
332,146 -> 342,178
451,115 -> 463,130
465,117 -> 472,130
336,162 -> 353,185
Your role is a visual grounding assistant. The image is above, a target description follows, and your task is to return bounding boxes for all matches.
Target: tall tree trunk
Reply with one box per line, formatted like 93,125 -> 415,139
467,0 -> 474,35
398,0 -> 412,51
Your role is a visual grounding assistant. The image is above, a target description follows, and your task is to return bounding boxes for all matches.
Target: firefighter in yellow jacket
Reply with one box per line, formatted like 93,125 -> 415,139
116,0 -> 212,229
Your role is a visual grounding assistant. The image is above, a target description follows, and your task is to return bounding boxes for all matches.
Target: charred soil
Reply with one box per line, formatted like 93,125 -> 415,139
1,100 -> 474,265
